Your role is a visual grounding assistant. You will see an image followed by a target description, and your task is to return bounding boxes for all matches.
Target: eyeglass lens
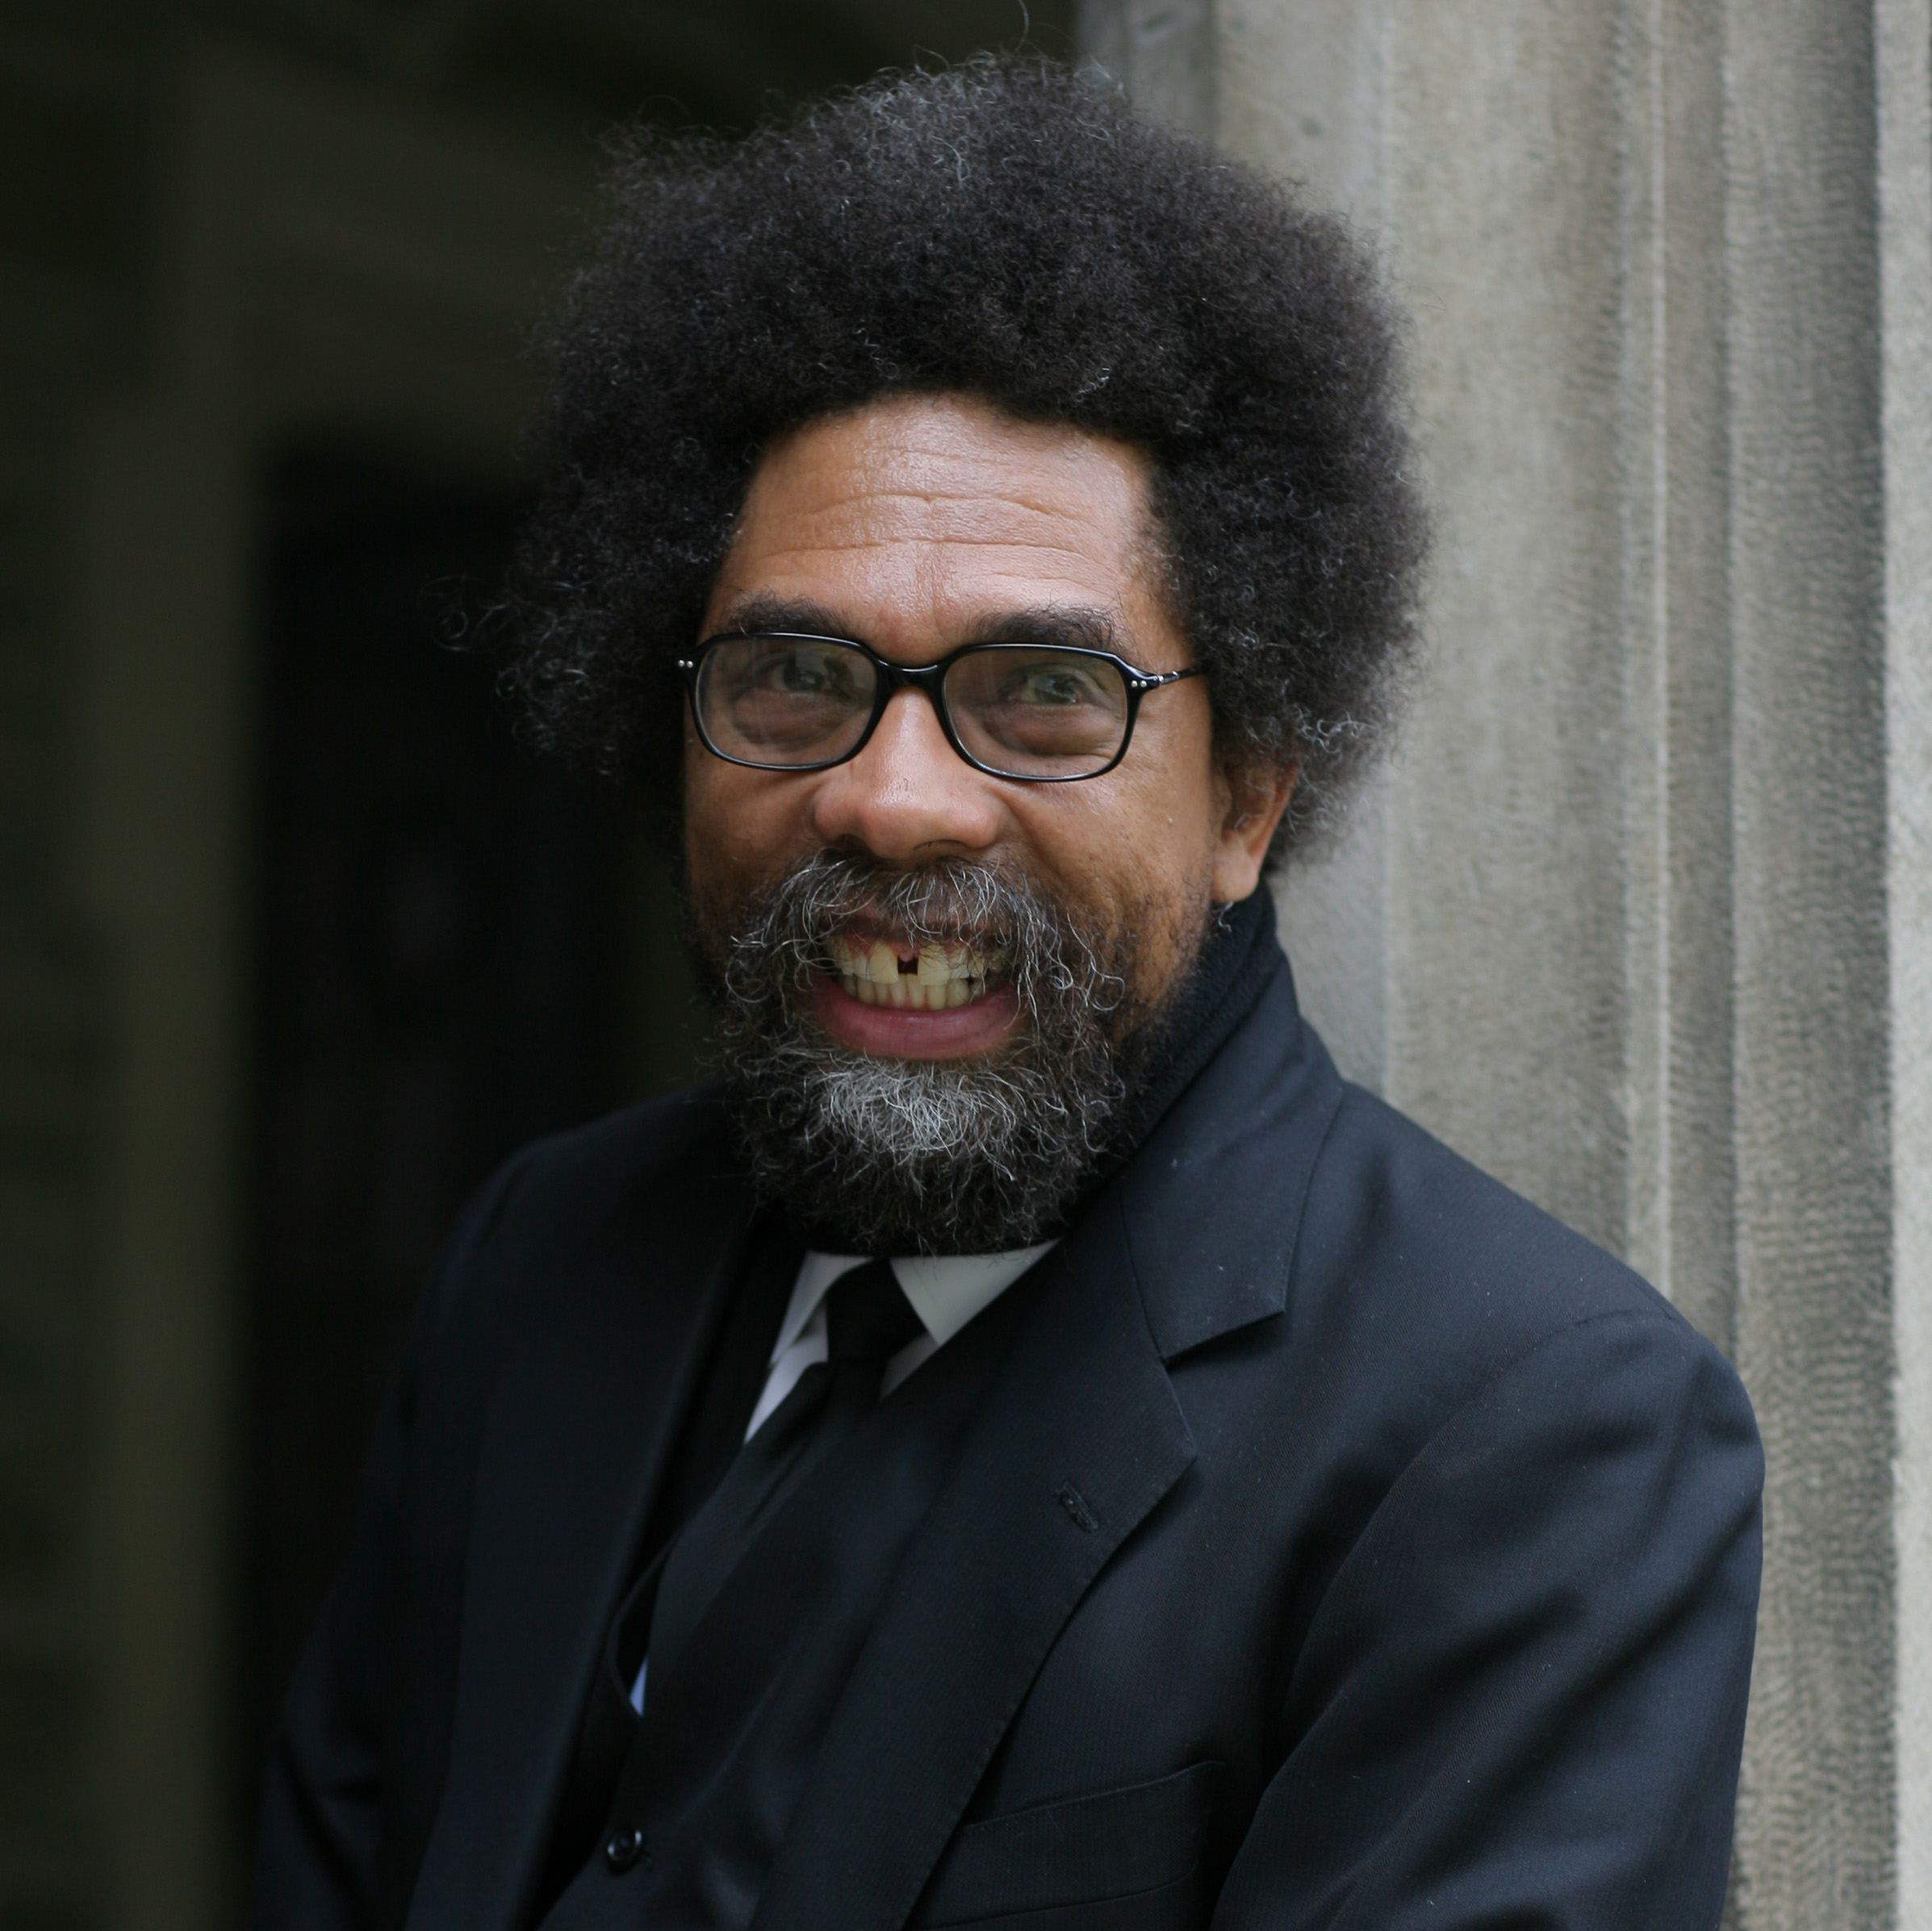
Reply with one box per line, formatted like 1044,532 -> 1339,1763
692,636 -> 1132,779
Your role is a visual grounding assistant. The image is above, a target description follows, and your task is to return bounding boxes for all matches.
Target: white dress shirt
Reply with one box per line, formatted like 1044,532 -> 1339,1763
744,1245 -> 1056,1438
631,1241 -> 1054,1713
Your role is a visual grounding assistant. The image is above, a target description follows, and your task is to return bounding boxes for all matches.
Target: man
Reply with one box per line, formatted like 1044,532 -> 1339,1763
250,59 -> 1762,1931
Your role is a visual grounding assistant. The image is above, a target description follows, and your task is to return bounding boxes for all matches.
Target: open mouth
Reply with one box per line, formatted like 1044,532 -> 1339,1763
824,930 -> 1006,1011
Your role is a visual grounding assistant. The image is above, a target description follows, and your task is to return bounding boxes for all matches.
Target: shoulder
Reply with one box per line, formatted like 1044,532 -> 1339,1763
1311,1077 -> 1673,1325
1156,1048 -> 1760,1655
410,1084 -> 745,1358
1286,1072 -> 1751,1454
473,1083 -> 738,1249
1130,966 -> 1741,1436
501,1081 -> 736,1204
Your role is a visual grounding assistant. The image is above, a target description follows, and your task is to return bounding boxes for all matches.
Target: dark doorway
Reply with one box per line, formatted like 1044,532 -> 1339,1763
237,449 -> 697,1829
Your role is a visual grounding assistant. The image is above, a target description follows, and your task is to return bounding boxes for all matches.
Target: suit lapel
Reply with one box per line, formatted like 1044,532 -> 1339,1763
404,1138 -> 760,1931
751,1189 -> 1197,1931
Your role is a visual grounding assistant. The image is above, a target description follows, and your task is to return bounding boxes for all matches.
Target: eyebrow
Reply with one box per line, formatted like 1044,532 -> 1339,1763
709,593 -> 851,638
972,608 -> 1121,654
705,596 -> 1123,656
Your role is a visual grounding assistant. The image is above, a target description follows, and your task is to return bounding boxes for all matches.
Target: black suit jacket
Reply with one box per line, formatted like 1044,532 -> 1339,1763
251,955 -> 1763,1931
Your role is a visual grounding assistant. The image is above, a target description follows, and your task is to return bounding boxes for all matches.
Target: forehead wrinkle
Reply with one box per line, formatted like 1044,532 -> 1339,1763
726,517 -> 1136,608
761,490 -> 1139,558
743,482 -> 1140,569
745,528 -> 1121,558
715,402 -> 1164,650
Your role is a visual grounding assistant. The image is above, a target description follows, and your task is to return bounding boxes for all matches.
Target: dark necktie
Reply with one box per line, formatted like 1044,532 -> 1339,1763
643,1257 -> 926,1695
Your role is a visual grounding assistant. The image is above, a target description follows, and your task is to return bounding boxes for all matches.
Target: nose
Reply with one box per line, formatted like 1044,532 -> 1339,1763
808,687 -> 1005,863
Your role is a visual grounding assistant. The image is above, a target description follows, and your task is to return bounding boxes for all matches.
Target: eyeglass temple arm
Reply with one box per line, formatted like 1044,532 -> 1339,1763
675,655 -> 1203,689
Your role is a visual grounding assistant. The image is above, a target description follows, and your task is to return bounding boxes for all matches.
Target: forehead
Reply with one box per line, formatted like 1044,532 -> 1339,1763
706,395 -> 1156,646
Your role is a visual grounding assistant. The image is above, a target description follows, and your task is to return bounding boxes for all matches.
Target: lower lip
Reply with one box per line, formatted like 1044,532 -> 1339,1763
810,973 -> 1021,1060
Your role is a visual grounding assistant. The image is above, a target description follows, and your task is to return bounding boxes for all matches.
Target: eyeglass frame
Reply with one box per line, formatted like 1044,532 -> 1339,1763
675,630 -> 1206,784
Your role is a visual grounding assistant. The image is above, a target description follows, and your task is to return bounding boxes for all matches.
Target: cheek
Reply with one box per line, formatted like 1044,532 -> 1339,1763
683,751 -> 763,903
1021,731 -> 1223,995
1012,777 -> 1218,944
684,753 -> 830,900
1096,741 -> 1223,888
681,757 -> 729,883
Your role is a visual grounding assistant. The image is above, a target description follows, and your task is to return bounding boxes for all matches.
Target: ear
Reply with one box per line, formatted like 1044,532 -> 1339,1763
1210,758 -> 1296,904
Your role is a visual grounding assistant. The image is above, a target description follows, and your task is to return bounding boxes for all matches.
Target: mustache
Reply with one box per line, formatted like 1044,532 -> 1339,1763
720,851 -> 1128,1025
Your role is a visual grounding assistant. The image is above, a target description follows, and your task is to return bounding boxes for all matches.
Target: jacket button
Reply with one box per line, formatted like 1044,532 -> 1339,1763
604,1825 -> 648,1873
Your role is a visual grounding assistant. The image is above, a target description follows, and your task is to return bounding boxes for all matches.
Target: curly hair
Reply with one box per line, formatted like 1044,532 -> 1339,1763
504,56 -> 1427,862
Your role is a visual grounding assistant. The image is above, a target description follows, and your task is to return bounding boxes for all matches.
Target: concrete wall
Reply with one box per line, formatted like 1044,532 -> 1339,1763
1881,0 -> 1932,1915
1081,0 -> 1932,1922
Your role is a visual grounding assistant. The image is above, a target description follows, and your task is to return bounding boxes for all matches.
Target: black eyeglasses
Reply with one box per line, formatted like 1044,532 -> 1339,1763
678,632 -> 1204,783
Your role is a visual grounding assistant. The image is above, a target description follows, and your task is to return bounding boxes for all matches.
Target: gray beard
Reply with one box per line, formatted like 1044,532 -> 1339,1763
696,851 -> 1175,1254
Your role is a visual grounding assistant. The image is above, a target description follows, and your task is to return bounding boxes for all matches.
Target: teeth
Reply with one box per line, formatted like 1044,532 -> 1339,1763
826,930 -> 999,1011
838,972 -> 983,1010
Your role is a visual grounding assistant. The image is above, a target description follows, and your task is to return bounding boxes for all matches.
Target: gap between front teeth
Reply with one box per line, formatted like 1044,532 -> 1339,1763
828,936 -> 994,1010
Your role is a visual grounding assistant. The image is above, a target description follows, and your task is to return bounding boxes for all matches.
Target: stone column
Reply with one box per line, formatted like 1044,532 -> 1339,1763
1880,0 -> 1932,1916
1074,0 -> 1218,136
1721,3 -> 1893,1919
1081,1 -> 1932,1922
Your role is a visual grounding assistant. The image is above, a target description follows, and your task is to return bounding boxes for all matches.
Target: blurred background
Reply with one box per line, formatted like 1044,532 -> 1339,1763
0,3 -> 1077,1925
6,1 -> 1930,1927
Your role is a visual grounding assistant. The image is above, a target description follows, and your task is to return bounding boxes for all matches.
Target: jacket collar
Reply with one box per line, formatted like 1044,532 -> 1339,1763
1120,950 -> 1341,1360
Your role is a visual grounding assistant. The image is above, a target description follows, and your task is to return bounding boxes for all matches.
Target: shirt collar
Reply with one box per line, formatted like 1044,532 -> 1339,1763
771,1244 -> 1057,1364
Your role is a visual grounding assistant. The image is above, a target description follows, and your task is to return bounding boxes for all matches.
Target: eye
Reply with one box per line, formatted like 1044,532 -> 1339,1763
1000,662 -> 1111,708
752,646 -> 860,700
1015,670 -> 1087,705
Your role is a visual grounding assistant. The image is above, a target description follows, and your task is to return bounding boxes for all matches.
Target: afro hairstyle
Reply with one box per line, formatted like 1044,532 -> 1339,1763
504,56 -> 1428,863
